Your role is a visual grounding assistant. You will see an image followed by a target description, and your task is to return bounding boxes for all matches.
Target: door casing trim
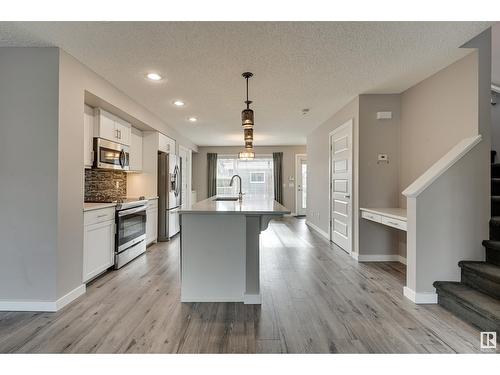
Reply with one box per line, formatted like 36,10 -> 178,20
295,153 -> 307,216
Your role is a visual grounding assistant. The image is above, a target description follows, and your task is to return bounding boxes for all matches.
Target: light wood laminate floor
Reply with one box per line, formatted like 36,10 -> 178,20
0,218 -> 484,353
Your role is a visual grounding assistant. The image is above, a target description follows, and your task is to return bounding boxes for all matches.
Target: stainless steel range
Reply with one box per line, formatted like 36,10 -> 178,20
114,198 -> 148,269
85,197 -> 148,269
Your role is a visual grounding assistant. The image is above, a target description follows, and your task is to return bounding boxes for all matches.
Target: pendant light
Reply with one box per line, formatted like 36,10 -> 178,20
239,72 -> 255,160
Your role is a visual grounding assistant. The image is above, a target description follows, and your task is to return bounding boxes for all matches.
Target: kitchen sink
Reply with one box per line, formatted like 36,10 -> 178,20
213,197 -> 239,201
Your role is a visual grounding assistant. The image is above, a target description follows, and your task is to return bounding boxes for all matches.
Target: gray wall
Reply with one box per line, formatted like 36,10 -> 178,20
306,97 -> 359,239
307,51 -> 482,260
492,99 -> 500,153
192,145 -> 306,213
406,29 -> 491,296
399,51 -> 479,203
0,48 -> 60,301
410,144 -> 489,294
396,51 -> 480,261
358,95 -> 402,257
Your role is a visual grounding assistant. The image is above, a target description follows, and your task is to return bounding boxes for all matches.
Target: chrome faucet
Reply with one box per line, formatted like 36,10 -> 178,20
230,174 -> 244,201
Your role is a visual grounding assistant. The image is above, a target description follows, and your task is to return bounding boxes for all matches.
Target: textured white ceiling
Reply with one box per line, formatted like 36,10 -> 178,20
0,22 -> 491,146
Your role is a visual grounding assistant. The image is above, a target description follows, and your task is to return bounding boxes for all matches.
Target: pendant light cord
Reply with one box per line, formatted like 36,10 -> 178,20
246,76 -> 249,109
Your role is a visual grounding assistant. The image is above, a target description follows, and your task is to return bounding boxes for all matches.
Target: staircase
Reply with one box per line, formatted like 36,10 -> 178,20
433,150 -> 500,340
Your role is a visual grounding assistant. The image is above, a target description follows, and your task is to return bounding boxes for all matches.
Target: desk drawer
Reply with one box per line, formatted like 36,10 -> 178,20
381,216 -> 407,231
361,211 -> 381,223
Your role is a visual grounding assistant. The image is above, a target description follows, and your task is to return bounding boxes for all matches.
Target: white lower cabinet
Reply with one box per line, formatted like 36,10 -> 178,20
146,199 -> 158,245
83,208 -> 115,283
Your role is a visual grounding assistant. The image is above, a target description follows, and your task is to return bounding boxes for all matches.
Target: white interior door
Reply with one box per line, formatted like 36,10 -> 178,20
330,120 -> 353,253
296,154 -> 307,216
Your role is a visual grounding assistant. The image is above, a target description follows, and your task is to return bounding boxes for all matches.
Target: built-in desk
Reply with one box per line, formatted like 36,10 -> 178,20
360,208 -> 407,231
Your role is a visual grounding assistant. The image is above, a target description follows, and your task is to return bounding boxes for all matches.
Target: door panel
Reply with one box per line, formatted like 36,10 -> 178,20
333,199 -> 348,216
330,120 -> 353,253
334,179 -> 348,193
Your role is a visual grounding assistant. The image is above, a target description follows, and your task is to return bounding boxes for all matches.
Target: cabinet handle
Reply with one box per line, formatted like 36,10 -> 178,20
118,130 -> 121,139
97,214 -> 107,218
387,221 -> 399,226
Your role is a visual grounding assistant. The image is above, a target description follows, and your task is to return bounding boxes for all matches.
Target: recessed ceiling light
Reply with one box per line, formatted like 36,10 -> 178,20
173,100 -> 185,107
146,73 -> 162,81
188,117 -> 198,122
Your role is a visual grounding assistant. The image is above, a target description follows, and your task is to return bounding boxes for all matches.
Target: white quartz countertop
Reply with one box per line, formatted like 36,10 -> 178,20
83,202 -> 117,212
360,207 -> 407,221
180,196 -> 290,215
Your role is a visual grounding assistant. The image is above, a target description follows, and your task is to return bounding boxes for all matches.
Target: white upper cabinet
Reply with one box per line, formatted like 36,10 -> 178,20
93,108 -> 131,146
115,117 -> 131,145
129,127 -> 143,172
84,104 -> 94,168
158,132 -> 176,154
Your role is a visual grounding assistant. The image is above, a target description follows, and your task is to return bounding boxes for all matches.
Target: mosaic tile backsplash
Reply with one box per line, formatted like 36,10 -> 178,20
84,169 -> 127,202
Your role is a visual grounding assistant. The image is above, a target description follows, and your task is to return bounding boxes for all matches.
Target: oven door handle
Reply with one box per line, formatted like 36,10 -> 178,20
118,206 -> 147,217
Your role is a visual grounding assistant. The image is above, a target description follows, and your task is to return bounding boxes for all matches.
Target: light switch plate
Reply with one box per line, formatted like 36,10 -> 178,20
376,111 -> 392,120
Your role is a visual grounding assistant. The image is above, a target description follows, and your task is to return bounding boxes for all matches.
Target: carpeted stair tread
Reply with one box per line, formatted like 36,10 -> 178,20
490,217 -> 500,240
483,240 -> 500,266
492,163 -> 500,178
483,240 -> 500,250
491,179 -> 500,195
459,261 -> 500,283
491,216 -> 500,225
491,197 -> 500,216
433,281 -> 500,323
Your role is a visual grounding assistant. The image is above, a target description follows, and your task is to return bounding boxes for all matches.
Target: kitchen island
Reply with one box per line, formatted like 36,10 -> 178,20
179,196 -> 290,304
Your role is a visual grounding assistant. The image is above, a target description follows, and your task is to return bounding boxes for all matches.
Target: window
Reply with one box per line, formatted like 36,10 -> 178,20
250,172 -> 265,184
216,155 -> 274,198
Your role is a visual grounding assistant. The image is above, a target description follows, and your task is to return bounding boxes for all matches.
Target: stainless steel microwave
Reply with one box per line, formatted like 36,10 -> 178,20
93,138 -> 130,171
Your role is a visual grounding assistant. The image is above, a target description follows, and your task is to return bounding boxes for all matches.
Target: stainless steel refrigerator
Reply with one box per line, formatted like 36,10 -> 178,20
158,151 -> 181,241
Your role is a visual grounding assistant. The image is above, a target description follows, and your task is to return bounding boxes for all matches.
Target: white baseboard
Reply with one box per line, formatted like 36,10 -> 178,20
357,254 -> 407,264
0,300 -> 58,312
0,284 -> 86,312
56,284 -> 86,310
403,286 -> 438,304
305,221 -> 329,240
351,252 -> 359,260
244,293 -> 262,304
